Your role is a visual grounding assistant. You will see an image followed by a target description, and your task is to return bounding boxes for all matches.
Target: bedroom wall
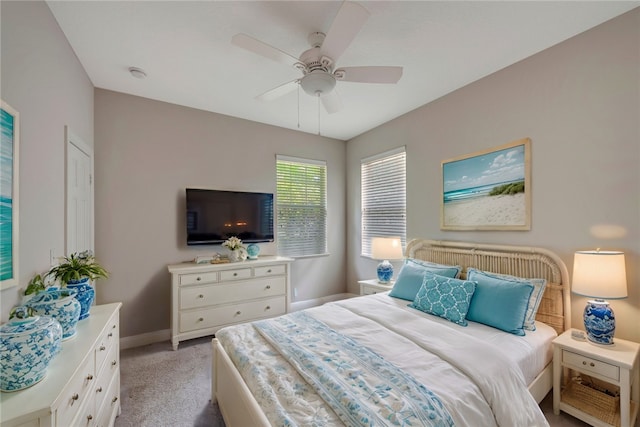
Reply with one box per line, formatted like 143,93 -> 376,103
94,89 -> 346,340
346,9 -> 640,343
0,1 -> 94,321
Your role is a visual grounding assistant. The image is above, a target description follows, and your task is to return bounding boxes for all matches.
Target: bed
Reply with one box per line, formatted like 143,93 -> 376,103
211,239 -> 571,426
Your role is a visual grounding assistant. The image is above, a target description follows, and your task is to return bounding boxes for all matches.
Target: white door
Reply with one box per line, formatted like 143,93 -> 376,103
66,127 -> 94,256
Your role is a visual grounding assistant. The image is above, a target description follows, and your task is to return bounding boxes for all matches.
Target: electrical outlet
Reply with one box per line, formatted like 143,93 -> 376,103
293,288 -> 298,298
50,249 -> 58,266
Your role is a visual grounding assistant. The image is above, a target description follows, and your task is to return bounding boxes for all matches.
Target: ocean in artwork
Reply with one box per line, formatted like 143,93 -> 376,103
443,179 -> 523,204
1,107 -> 15,281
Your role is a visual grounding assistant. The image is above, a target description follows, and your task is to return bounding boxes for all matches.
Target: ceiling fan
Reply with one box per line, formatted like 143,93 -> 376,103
232,1 -> 403,114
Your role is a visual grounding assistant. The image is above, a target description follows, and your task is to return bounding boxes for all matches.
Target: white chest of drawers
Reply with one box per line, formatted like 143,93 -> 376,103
0,303 -> 122,427
168,256 -> 293,350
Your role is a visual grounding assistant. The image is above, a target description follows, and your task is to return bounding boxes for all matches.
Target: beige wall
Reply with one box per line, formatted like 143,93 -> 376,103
0,1 -> 94,318
94,90 -> 346,338
347,9 -> 640,343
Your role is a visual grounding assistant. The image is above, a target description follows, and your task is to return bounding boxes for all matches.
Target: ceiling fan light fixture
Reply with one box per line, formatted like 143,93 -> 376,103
300,71 -> 336,96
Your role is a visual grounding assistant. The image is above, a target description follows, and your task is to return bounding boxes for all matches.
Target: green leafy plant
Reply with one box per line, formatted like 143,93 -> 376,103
47,250 -> 109,285
24,273 -> 47,295
9,306 -> 35,320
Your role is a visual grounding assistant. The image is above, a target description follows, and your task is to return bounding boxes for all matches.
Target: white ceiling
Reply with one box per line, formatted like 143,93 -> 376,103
47,1 -> 638,141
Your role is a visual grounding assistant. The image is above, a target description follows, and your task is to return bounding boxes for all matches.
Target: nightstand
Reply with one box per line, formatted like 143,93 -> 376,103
553,329 -> 640,427
358,279 -> 394,296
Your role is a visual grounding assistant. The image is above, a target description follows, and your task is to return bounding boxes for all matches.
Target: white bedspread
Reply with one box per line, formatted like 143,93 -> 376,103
216,293 -> 553,427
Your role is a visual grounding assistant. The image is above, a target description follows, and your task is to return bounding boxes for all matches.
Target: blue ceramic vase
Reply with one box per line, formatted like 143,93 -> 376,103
25,289 -> 81,340
247,244 -> 260,260
583,299 -> 616,345
66,277 -> 95,320
0,312 -> 63,391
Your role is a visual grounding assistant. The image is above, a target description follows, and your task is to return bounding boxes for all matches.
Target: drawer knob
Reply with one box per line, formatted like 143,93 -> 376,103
71,393 -> 79,405
87,415 -> 93,421
86,374 -> 94,381
112,397 -> 119,404
266,306 -> 271,310
198,317 -> 204,322
196,276 -> 201,281
111,360 -> 118,367
198,294 -> 204,299
100,345 -> 106,351
233,272 -> 238,276
96,386 -> 103,393
108,332 -> 113,337
112,324 -> 116,329
236,311 -> 241,316
267,269 -> 272,273
266,285 -> 271,290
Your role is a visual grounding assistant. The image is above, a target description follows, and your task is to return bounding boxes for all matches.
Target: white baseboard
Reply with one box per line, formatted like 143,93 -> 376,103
120,328 -> 170,350
119,293 -> 359,350
291,293 -> 358,312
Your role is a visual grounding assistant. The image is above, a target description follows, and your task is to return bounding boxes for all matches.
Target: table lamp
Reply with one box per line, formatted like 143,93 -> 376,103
572,250 -> 627,345
371,237 -> 403,283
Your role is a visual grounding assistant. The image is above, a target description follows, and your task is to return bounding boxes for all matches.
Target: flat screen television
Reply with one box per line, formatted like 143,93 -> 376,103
186,188 -> 274,246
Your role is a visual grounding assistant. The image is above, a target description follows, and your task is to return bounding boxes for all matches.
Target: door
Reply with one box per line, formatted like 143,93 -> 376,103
65,127 -> 94,256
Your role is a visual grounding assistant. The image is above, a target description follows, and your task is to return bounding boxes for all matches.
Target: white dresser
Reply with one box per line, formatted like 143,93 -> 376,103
0,303 -> 122,427
168,256 -> 293,350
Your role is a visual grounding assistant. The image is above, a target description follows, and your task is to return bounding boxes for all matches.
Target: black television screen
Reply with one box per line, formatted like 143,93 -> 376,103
186,188 -> 274,245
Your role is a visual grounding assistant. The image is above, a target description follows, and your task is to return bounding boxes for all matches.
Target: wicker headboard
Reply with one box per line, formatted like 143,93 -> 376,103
406,239 -> 571,334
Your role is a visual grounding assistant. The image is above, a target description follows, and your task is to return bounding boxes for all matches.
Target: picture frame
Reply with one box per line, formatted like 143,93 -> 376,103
1,100 -> 20,290
441,138 -> 531,231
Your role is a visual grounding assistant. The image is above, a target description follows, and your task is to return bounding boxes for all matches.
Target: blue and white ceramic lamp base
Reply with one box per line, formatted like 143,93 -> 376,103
583,299 -> 616,345
377,260 -> 394,284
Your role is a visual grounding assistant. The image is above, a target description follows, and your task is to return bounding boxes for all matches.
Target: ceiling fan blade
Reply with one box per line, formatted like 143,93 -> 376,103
320,2 -> 370,63
256,80 -> 299,102
232,33 -> 300,68
335,66 -> 403,84
321,90 -> 342,114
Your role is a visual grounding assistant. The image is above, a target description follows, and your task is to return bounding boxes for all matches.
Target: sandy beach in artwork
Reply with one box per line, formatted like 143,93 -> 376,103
443,193 -> 526,227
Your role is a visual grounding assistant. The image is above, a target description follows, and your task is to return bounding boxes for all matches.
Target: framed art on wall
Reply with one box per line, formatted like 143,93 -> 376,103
1,100 -> 19,289
441,138 -> 531,231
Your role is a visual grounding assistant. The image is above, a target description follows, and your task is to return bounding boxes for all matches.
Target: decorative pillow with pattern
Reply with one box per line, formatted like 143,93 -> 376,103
409,271 -> 476,326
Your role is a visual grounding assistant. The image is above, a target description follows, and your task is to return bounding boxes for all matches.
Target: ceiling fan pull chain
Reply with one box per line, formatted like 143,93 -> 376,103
317,94 -> 321,136
297,84 -> 300,129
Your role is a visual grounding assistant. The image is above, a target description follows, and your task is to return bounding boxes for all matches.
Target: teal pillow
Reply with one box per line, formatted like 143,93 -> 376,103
409,271 -> 476,326
389,259 -> 461,301
467,268 -> 546,331
466,268 -> 534,336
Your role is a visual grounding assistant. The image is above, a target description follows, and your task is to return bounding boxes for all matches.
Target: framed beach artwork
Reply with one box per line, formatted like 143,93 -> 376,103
1,100 -> 19,289
441,138 -> 531,231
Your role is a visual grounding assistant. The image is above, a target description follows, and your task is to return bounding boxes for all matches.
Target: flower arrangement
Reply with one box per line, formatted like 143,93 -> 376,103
222,236 -> 244,251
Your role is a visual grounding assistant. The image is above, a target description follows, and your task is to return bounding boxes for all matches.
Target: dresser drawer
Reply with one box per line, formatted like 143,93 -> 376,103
96,373 -> 119,427
562,349 -> 620,381
95,317 -> 119,373
180,296 -> 286,332
254,264 -> 286,277
71,392 -> 96,427
95,342 -> 118,413
180,276 -> 286,309
180,271 -> 219,286
56,353 -> 96,427
220,268 -> 252,281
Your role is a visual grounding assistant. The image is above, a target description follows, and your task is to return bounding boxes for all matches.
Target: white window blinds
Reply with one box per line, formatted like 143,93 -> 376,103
361,147 -> 406,257
276,155 -> 327,257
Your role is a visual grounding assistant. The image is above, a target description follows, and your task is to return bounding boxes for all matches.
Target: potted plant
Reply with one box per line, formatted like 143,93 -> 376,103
47,250 -> 109,320
222,236 -> 247,262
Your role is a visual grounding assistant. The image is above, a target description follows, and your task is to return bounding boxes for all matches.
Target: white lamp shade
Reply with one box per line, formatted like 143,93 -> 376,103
371,237 -> 403,260
572,250 -> 627,299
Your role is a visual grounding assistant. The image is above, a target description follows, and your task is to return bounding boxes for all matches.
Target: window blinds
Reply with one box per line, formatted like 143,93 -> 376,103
276,155 -> 327,257
361,147 -> 406,257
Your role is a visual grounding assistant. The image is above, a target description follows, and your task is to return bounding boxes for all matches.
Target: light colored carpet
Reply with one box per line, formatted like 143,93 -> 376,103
116,336 -> 590,427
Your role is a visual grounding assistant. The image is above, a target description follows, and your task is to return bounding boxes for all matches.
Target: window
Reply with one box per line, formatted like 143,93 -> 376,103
361,147 -> 406,257
276,155 -> 327,257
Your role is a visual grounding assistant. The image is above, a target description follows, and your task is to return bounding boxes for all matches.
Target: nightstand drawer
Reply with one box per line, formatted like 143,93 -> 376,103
562,349 -> 619,381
